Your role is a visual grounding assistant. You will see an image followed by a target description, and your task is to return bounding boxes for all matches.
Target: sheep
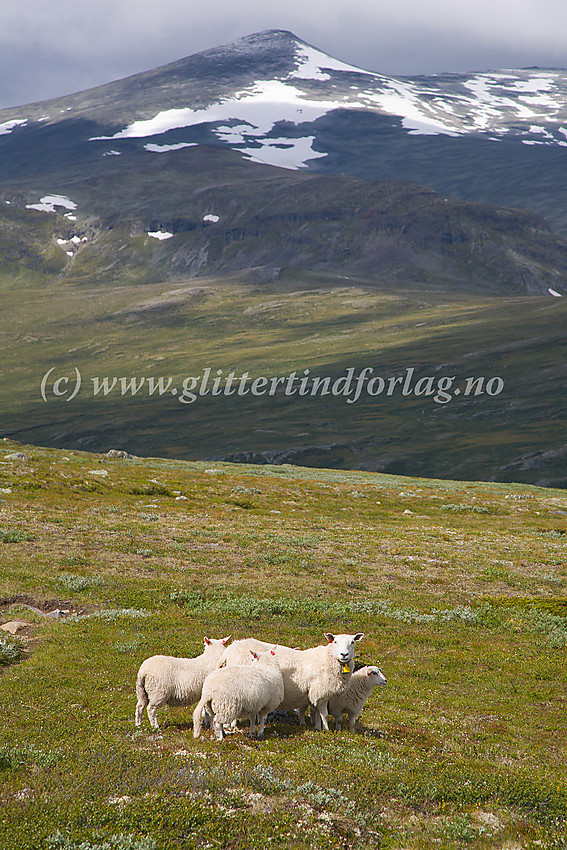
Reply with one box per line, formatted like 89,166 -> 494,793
218,637 -> 298,668
276,632 -> 364,731
135,635 -> 231,729
216,638 -> 298,732
193,648 -> 284,741
327,665 -> 387,731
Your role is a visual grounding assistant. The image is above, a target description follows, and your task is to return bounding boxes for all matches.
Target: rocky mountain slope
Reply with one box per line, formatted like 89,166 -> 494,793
3,144 -> 567,294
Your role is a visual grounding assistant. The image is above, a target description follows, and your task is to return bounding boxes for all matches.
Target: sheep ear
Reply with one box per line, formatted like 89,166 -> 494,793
204,637 -> 212,645
324,633 -> 334,644
354,633 -> 364,641
222,635 -> 231,645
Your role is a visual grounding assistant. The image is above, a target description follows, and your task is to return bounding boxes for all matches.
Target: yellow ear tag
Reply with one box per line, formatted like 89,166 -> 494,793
342,664 -> 350,673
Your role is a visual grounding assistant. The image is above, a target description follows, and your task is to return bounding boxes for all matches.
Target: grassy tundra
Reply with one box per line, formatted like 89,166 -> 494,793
0,439 -> 566,849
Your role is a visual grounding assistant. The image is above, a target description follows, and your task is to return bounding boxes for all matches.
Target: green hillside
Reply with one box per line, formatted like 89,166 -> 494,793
2,257 -> 566,485
1,441 -> 566,849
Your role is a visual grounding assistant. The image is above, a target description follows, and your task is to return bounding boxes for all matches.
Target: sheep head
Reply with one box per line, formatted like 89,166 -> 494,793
324,632 -> 364,671
365,665 -> 387,686
204,635 -> 231,647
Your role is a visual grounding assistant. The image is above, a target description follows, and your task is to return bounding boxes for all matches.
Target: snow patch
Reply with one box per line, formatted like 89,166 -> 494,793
203,214 -> 219,222
241,135 -> 326,169
144,142 -> 198,153
57,235 -> 87,252
103,150 -> 122,156
548,288 -> 562,297
507,76 -> 556,94
148,231 -> 174,240
288,44 -> 374,82
92,79 -> 341,168
25,195 -> 77,213
0,119 -> 27,136
529,125 -> 553,137
366,79 -> 461,136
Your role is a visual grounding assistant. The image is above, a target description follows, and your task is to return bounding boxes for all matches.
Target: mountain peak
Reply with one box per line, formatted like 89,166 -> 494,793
228,28 -> 303,45
192,28 -> 307,67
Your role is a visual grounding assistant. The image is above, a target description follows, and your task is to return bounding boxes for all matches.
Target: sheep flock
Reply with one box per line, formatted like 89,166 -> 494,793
135,633 -> 386,741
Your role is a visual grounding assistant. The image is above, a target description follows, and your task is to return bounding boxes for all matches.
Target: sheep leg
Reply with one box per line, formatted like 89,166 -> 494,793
135,679 -> 149,726
348,712 -> 359,733
147,704 -> 159,730
193,698 -> 206,738
214,720 -> 224,741
316,699 -> 330,731
256,711 -> 268,740
248,713 -> 256,737
334,715 -> 343,732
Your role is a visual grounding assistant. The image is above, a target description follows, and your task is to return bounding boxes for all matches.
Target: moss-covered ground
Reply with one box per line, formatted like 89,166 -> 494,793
1,439 -> 566,848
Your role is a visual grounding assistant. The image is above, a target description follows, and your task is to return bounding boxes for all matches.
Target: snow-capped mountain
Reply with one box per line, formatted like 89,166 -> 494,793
87,35 -> 567,169
2,30 -> 566,230
2,28 -> 567,296
4,30 -> 567,164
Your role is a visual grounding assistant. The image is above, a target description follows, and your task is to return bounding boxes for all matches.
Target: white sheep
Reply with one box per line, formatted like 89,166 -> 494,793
218,637 -> 299,668
214,638 -> 298,733
327,665 -> 387,731
193,648 -> 284,741
276,632 -> 364,731
135,635 -> 231,729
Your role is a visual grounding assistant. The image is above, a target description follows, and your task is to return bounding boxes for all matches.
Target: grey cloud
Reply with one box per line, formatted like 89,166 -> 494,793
1,0 -> 566,109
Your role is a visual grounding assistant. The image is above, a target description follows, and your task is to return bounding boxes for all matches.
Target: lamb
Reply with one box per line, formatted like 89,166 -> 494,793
276,632 -> 364,731
135,635 -> 231,729
327,665 -> 387,731
193,648 -> 284,741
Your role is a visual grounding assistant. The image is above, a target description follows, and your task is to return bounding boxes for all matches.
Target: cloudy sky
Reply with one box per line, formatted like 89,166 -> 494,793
2,0 -> 567,109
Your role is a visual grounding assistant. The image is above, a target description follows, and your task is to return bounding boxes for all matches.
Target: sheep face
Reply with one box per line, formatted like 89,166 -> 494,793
324,633 -> 364,668
366,666 -> 387,686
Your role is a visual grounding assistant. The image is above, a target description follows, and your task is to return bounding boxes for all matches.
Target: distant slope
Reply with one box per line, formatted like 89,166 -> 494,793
1,267 -> 566,487
2,145 -> 567,295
